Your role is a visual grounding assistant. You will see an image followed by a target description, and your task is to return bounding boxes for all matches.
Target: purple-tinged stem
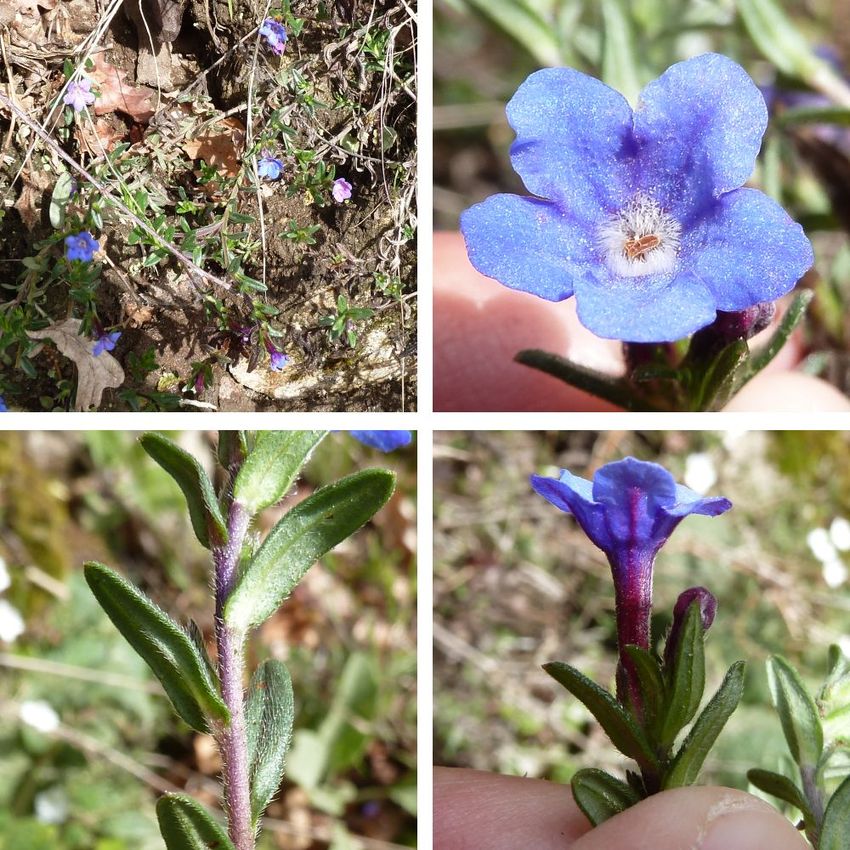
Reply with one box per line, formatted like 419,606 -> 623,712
214,500 -> 254,850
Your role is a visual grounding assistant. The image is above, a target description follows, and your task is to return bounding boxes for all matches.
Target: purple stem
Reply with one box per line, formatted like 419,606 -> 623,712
214,500 -> 254,850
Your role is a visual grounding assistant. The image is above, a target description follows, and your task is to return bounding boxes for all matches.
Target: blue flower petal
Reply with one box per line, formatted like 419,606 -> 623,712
530,471 -> 608,551
507,67 -> 634,216
670,484 -> 732,517
461,194 -> 595,302
689,188 -> 814,311
634,53 -> 768,220
349,431 -> 412,452
573,268 -> 717,342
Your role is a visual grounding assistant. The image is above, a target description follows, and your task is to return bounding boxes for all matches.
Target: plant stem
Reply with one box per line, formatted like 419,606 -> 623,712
214,500 -> 254,850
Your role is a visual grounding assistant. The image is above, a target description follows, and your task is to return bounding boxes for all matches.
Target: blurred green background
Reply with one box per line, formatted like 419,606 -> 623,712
435,0 -> 850,391
434,430 -> 850,811
0,431 -> 416,850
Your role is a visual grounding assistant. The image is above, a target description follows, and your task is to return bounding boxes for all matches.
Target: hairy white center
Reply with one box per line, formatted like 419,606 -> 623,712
597,195 -> 681,278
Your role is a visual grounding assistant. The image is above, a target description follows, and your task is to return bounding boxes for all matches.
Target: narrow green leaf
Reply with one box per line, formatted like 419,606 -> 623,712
140,432 -> 227,549
225,469 -> 396,631
186,620 -> 217,688
745,291 -> 813,379
232,431 -> 328,514
767,655 -> 823,769
156,793 -> 234,850
819,645 -> 850,743
659,601 -> 705,746
664,661 -> 746,789
819,774 -> 850,850
543,661 -> 659,770
746,768 -> 814,823
622,645 -> 666,732
571,768 -> 641,827
217,431 -> 248,471
49,171 -> 75,229
84,562 -> 229,731
245,660 -> 294,824
696,339 -> 749,412
600,0 -> 641,105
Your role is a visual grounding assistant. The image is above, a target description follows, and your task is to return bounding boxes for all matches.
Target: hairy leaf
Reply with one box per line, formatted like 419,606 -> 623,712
622,645 -> 665,733
140,432 -> 227,549
664,661 -> 745,788
571,768 -> 641,827
225,469 -> 395,630
84,562 -> 228,731
544,661 -> 659,771
746,768 -> 814,824
232,431 -> 328,514
245,660 -> 295,823
767,655 -> 823,769
820,774 -> 850,850
156,793 -> 234,850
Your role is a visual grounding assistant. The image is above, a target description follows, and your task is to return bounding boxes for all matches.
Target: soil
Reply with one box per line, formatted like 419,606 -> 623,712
0,0 -> 416,411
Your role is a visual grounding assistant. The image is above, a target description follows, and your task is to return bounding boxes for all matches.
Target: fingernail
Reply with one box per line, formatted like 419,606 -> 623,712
700,805 -> 804,850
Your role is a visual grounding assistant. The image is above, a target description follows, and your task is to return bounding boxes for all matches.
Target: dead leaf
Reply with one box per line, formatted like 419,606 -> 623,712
74,114 -> 126,155
125,303 -> 154,327
28,319 -> 124,411
13,166 -> 52,230
183,131 -> 241,177
89,54 -> 155,123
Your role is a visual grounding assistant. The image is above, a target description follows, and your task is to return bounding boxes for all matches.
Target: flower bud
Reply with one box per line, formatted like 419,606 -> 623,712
664,586 -> 717,669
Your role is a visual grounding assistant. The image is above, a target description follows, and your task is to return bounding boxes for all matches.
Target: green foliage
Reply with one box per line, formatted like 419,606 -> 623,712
225,469 -> 397,631
319,295 -> 376,350
83,562 -> 229,732
570,768 -> 641,827
156,794 -> 234,850
767,655 -> 824,769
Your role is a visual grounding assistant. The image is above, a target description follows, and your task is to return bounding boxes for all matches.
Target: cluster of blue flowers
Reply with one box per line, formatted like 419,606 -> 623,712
462,54 -> 814,343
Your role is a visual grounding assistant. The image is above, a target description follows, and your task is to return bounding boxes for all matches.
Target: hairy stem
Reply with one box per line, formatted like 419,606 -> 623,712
215,500 -> 253,850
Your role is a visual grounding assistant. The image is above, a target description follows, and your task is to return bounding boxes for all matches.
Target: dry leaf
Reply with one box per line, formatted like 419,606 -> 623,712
90,54 -> 155,123
74,114 -> 126,155
125,303 -> 154,327
183,132 -> 241,177
13,166 -> 52,230
28,318 -> 124,410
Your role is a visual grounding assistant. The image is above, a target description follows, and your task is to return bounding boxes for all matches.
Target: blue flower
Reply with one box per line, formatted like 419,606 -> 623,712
260,18 -> 287,55
0,396 -> 8,412
269,350 -> 290,371
92,331 -> 120,356
461,53 -> 814,343
258,153 -> 284,180
332,178 -> 353,203
349,431 -> 412,451
65,231 -> 99,262
63,78 -> 95,112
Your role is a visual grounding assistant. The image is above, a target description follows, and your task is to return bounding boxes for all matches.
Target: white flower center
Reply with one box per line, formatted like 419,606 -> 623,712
597,195 -> 681,278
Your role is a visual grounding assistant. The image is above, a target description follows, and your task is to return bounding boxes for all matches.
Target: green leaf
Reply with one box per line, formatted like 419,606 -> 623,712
156,794 -> 234,850
767,655 -> 823,769
819,645 -> 850,744
621,645 -> 666,732
600,0 -> 641,104
217,431 -> 247,471
139,432 -> 227,549
225,469 -> 396,631
659,601 -> 705,746
820,774 -> 850,850
695,339 -> 749,412
232,431 -> 328,514
571,768 -> 641,827
245,660 -> 294,824
49,172 -> 75,229
84,562 -> 229,732
543,661 -> 659,771
746,768 -> 814,823
663,661 -> 746,789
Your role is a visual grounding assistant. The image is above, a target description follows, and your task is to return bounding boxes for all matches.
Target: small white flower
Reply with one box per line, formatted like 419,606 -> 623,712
19,700 -> 60,733
0,598 -> 25,642
823,556 -> 849,589
830,517 -> 850,552
34,787 -> 69,824
807,527 -> 836,565
0,556 -> 9,593
684,452 -> 717,494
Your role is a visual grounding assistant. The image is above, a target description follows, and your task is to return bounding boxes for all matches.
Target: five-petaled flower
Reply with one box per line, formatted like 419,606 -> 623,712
462,54 -> 814,342
63,78 -> 96,113
332,178 -> 353,203
258,152 -> 284,180
92,331 -> 121,356
259,18 -> 287,55
531,457 -> 730,702
349,431 -> 412,451
64,231 -> 99,262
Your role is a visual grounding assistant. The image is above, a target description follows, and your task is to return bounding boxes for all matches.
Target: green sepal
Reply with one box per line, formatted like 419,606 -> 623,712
84,562 -> 229,732
139,432 -> 228,550
621,645 -> 666,732
693,339 -> 749,412
217,431 -> 248,471
156,793 -> 235,850
663,661 -> 746,789
245,660 -> 294,824
571,768 -> 642,827
225,469 -> 396,631
767,655 -> 823,769
543,661 -> 659,771
746,768 -> 815,825
659,601 -> 706,746
819,773 -> 850,850
232,431 -> 328,515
